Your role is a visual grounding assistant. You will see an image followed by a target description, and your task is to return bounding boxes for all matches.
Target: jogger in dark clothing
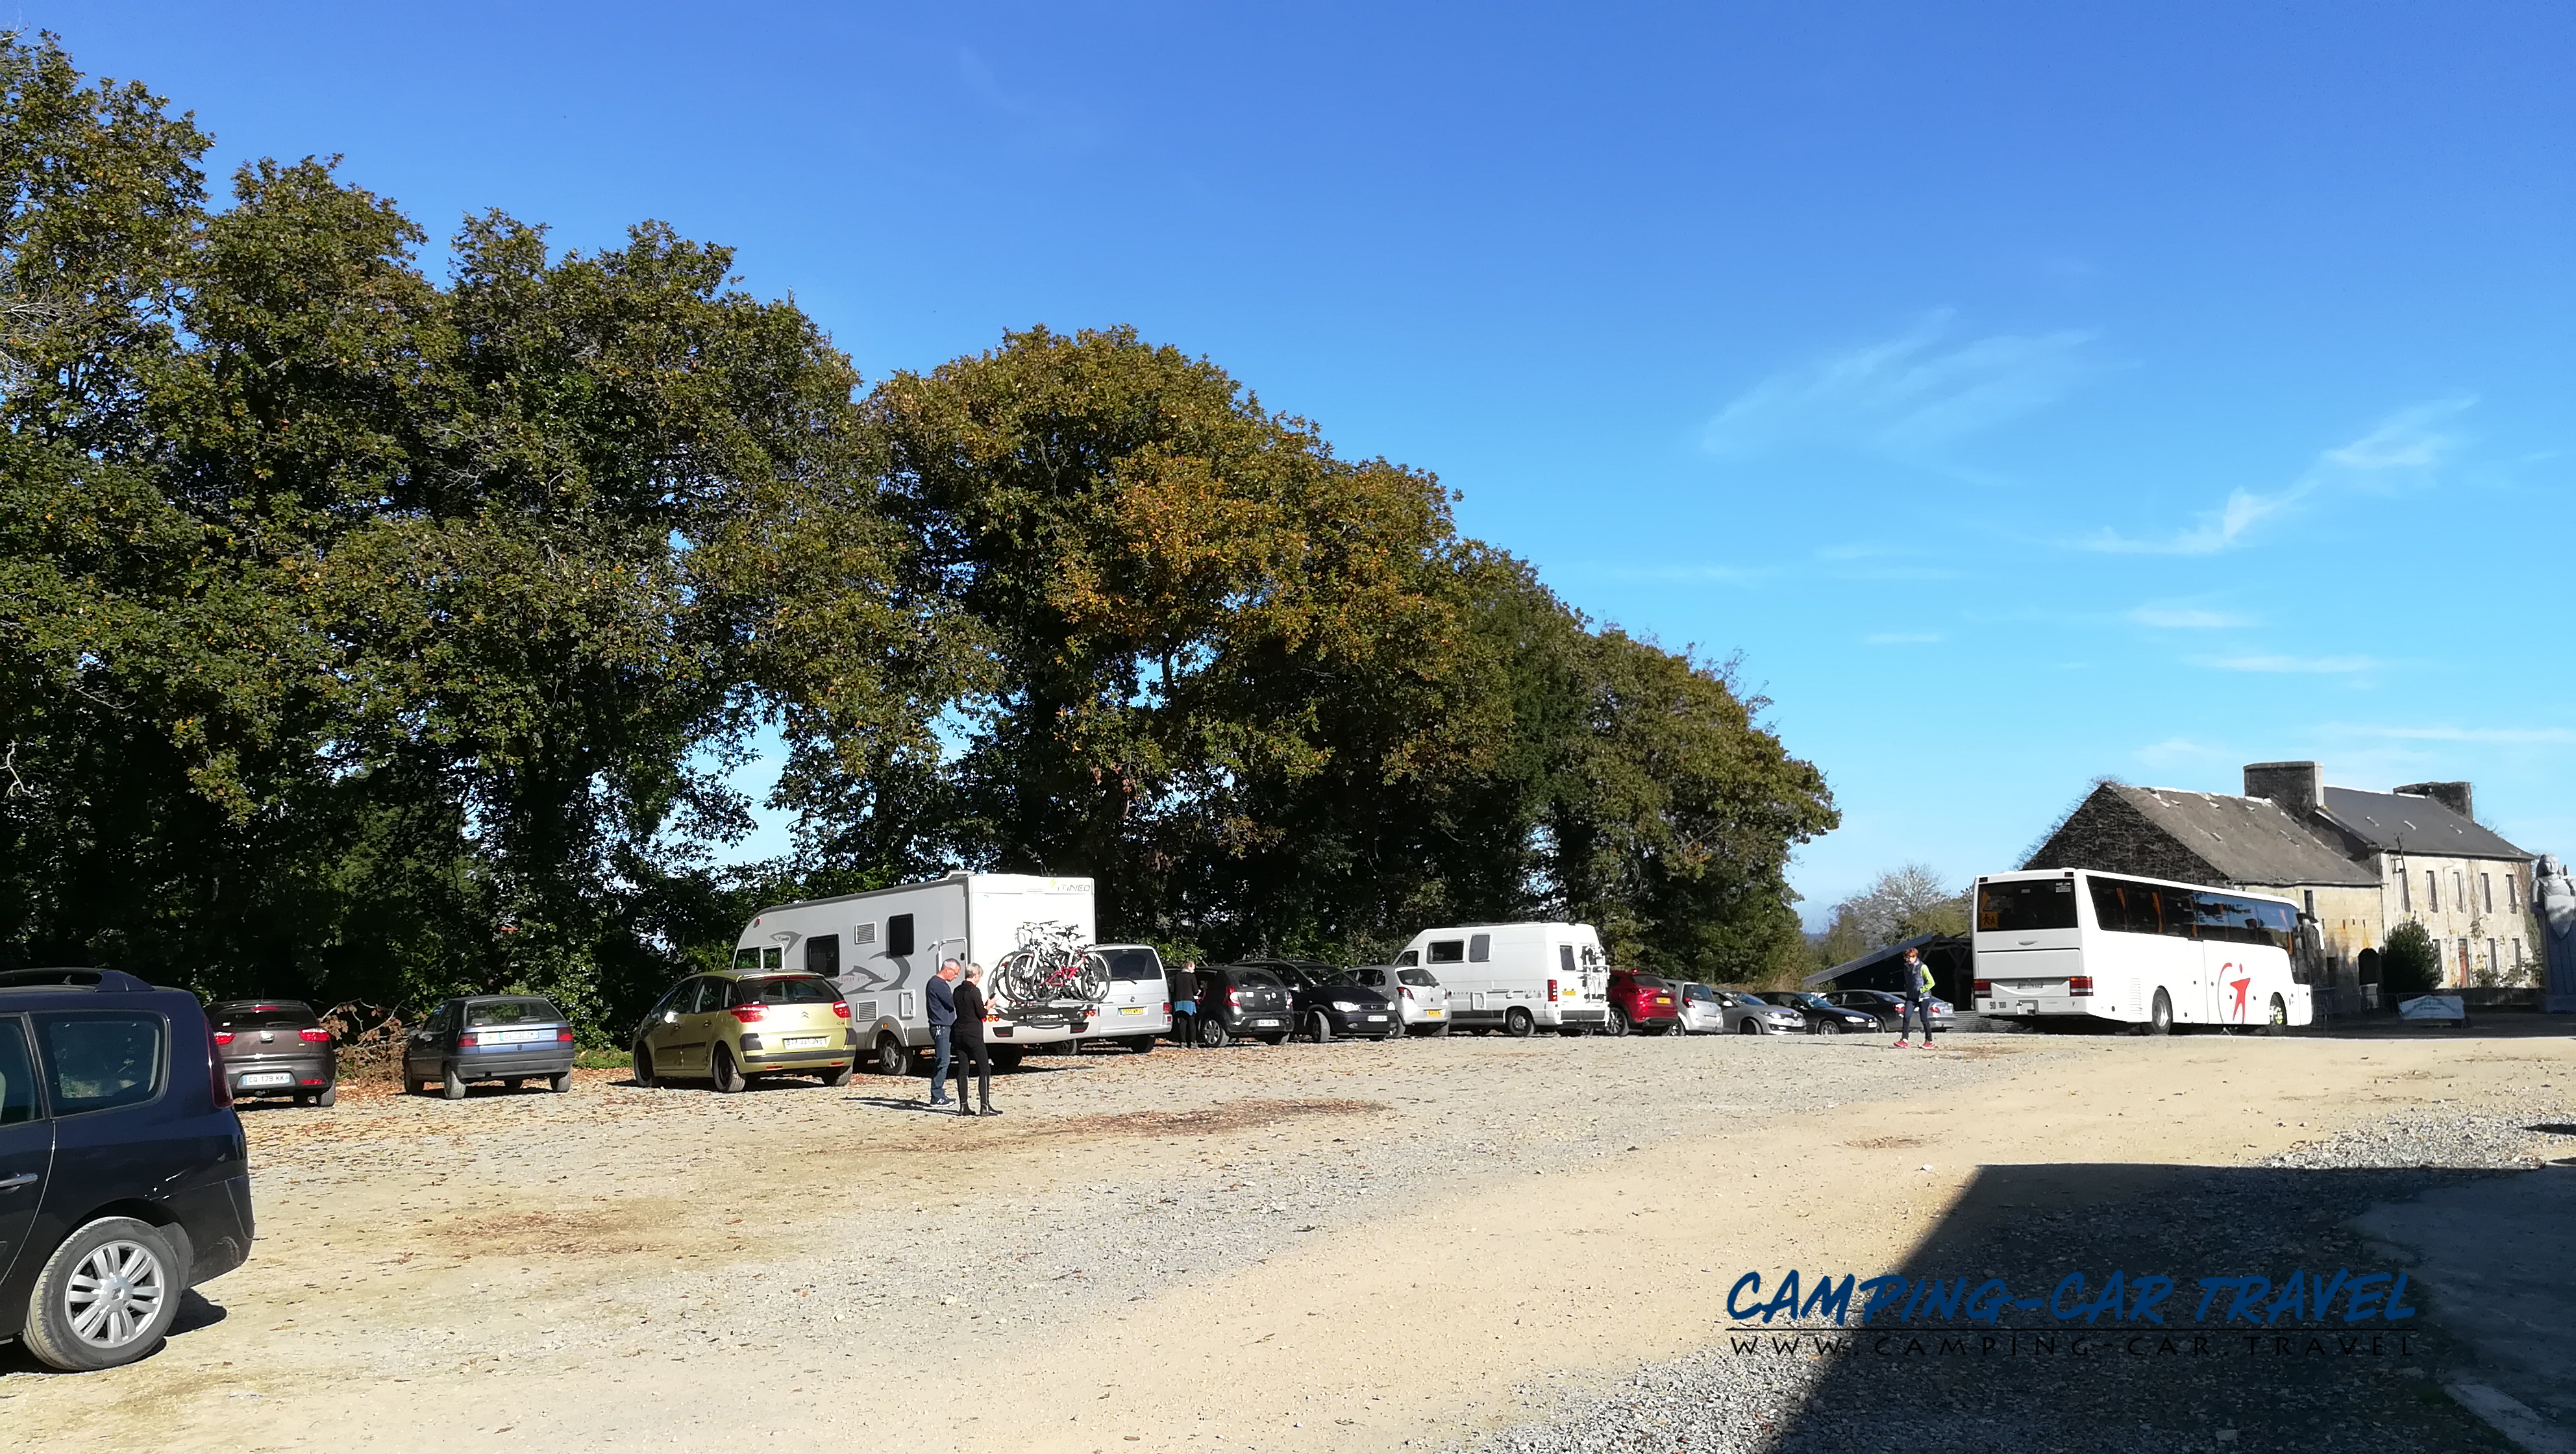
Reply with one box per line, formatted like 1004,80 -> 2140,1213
951,965 -> 997,1116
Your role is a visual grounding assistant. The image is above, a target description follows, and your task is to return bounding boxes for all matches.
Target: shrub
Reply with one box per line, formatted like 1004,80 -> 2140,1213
2379,920 -> 2444,996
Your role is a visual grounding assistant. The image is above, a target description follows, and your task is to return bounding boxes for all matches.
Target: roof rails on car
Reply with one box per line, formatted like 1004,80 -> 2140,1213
0,967 -> 157,992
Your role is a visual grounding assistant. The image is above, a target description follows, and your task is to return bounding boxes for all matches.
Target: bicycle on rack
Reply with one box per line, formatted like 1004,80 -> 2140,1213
994,921 -> 1108,1007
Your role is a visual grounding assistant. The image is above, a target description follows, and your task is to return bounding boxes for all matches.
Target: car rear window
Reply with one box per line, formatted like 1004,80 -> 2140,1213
1097,948 -> 1163,981
36,1013 -> 165,1115
212,1007 -> 319,1030
465,998 -> 564,1028
1398,968 -> 1439,988
1235,969 -> 1284,989
734,976 -> 841,1007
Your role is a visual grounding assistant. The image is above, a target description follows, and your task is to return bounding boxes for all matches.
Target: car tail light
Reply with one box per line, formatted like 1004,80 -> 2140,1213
206,1024 -> 233,1108
1161,1002 -> 1170,1015
1548,979 -> 1559,1002
555,1028 -> 575,1042
729,1005 -> 766,1024
832,1001 -> 852,1019
299,1028 -> 331,1042
1228,989 -> 1241,1006
299,1078 -> 325,1087
1399,986 -> 1413,1000
1972,980 -> 1992,996
458,1031 -> 479,1048
2068,977 -> 2094,997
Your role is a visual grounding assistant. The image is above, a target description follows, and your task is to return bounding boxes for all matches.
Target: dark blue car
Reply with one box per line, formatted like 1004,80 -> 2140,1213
0,968 -> 254,1370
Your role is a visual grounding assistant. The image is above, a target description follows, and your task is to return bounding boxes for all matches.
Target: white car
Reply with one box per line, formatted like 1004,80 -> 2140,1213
1350,964 -> 1451,1036
1674,982 -> 1728,1035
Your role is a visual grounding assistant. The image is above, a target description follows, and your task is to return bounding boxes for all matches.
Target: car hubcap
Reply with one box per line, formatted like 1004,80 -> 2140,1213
67,1240 -> 166,1349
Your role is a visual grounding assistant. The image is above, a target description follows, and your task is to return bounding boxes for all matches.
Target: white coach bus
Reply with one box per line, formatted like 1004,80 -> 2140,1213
1972,869 -> 2316,1034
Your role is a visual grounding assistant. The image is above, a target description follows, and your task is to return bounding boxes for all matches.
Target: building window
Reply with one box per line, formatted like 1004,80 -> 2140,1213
2426,870 -> 2438,913
2398,867 -> 2411,913
2454,871 -> 2465,911
2514,937 -> 2525,968
2303,889 -> 2316,915
2488,937 -> 2499,975
2508,872 -> 2518,907
2482,873 -> 2494,913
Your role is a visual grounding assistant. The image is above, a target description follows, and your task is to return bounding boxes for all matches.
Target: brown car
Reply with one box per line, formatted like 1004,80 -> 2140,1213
208,999 -> 338,1107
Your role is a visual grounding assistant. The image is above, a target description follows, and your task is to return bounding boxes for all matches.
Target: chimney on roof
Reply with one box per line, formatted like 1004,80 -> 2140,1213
2395,780 -> 2474,821
2243,761 -> 2321,821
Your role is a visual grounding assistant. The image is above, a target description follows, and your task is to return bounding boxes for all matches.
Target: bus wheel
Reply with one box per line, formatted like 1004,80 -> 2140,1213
2148,989 -> 2173,1036
2265,996 -> 2286,1036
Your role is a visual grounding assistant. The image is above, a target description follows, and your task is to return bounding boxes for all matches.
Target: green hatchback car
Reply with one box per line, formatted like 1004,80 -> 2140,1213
632,970 -> 857,1093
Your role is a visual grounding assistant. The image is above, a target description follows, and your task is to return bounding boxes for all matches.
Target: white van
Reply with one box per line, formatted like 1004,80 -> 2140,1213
1069,944 -> 1171,1054
734,872 -> 1096,1072
1392,922 -> 1610,1036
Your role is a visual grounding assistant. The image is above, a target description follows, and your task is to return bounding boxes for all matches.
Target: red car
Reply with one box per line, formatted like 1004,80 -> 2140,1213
1605,970 -> 1682,1036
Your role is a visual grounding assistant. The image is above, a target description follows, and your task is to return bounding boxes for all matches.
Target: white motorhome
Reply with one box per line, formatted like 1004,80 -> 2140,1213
735,873 -> 1097,1072
1392,922 -> 1609,1035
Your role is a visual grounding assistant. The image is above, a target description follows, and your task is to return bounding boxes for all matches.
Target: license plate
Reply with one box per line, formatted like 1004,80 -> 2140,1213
1424,1008 -> 1443,1017
1252,1018 -> 1280,1028
782,1035 -> 826,1048
1119,1005 -> 1145,1015
1365,1014 -> 1387,1021
484,1028 -> 554,1044
238,1072 -> 293,1087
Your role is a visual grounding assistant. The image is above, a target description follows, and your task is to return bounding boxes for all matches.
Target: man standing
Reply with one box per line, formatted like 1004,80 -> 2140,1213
1894,946 -> 1937,1048
952,963 -> 998,1116
1168,959 -> 1199,1048
924,960 -> 960,1107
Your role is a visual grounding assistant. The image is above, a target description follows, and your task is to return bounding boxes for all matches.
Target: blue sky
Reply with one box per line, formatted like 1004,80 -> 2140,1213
38,1 -> 2574,920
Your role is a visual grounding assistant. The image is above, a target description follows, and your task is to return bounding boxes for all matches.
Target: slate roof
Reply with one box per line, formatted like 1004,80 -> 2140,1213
2316,785 -> 2531,861
2112,784 -> 2381,887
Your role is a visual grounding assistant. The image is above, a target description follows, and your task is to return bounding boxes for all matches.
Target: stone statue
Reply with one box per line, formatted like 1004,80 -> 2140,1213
2536,854 -> 2576,1014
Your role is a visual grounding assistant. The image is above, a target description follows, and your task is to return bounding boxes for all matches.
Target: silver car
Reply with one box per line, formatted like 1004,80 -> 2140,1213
1714,989 -> 1804,1035
1349,964 -> 1452,1036
1674,982 -> 1728,1035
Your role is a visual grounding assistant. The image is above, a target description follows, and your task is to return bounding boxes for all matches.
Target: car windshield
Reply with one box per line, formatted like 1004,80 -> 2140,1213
1789,993 -> 1833,1010
466,998 -> 563,1027
1398,968 -> 1439,988
1096,948 -> 1163,981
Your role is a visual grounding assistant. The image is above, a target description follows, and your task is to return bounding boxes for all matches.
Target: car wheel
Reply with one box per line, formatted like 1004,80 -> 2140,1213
441,1066 -> 467,1100
1309,1010 -> 1334,1044
19,1216 -> 182,1372
710,1044 -> 746,1094
1738,1019 -> 1761,1035
2266,995 -> 2287,1037
551,1070 -> 575,1093
1195,1015 -> 1230,1049
1503,1007 -> 1534,1038
1605,1008 -> 1629,1037
1431,1023 -> 1452,1037
1818,1018 -> 1842,1035
822,1061 -> 854,1087
316,1086 -> 338,1106
871,1035 -> 906,1078
2148,989 -> 2174,1036
1127,1034 -> 1156,1055
991,1046 -> 1024,1071
634,1045 -> 658,1088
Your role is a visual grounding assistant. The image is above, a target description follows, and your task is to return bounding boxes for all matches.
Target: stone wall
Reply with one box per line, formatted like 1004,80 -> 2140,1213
2382,852 -> 2542,988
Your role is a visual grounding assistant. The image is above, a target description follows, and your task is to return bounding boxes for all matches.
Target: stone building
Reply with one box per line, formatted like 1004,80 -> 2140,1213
2023,761 -> 2538,997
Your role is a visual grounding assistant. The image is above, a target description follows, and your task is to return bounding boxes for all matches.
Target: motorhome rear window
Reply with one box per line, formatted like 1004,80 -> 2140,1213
733,948 -> 761,970
1426,941 -> 1465,964
1398,968 -> 1439,988
467,999 -> 562,1027
1098,948 -> 1162,981
1978,879 -> 2079,933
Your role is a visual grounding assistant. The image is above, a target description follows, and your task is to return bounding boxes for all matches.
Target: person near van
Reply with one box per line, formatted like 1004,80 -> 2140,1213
1895,946 -> 1937,1048
1168,959 -> 1199,1048
952,963 -> 997,1116
924,960 -> 961,1105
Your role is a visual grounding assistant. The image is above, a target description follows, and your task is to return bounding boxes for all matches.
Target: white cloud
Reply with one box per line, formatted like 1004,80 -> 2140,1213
1702,312 -> 2102,460
2196,654 -> 2379,674
2084,397 -> 2475,555
1864,632 -> 1943,645
2128,605 -> 2251,629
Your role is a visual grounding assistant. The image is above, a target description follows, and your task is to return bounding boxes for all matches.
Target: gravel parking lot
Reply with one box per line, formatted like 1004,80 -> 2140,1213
3,1022 -> 2568,1453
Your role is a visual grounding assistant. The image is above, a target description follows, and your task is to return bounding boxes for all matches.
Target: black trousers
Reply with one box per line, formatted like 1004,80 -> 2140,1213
952,1035 -> 991,1107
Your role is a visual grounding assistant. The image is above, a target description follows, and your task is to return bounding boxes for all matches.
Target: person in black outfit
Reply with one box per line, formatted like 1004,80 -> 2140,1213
950,964 -> 998,1116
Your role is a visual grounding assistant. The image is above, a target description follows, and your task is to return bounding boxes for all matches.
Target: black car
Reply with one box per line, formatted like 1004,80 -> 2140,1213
1241,959 -> 1402,1043
1187,965 -> 1294,1047
403,994 -> 577,1099
207,998 -> 338,1107
0,968 -> 253,1371
1823,987 -> 1957,1031
1762,991 -> 1883,1035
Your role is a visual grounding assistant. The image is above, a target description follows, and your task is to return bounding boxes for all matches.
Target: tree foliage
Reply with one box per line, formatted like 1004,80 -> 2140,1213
0,34 -> 1837,1026
2379,919 -> 2444,996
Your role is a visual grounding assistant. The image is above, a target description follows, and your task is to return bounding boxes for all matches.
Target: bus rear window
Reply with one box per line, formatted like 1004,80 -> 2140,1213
1978,880 -> 2079,932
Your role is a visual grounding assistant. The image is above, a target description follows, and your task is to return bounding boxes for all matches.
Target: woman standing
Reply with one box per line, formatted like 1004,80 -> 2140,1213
950,964 -> 998,1116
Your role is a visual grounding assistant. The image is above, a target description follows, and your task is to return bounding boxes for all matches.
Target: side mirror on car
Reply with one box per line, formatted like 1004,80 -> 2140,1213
662,1010 -> 679,1024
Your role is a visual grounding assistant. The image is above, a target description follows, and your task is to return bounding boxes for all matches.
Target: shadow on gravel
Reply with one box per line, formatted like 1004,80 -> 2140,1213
1746,1163 -> 2540,1454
